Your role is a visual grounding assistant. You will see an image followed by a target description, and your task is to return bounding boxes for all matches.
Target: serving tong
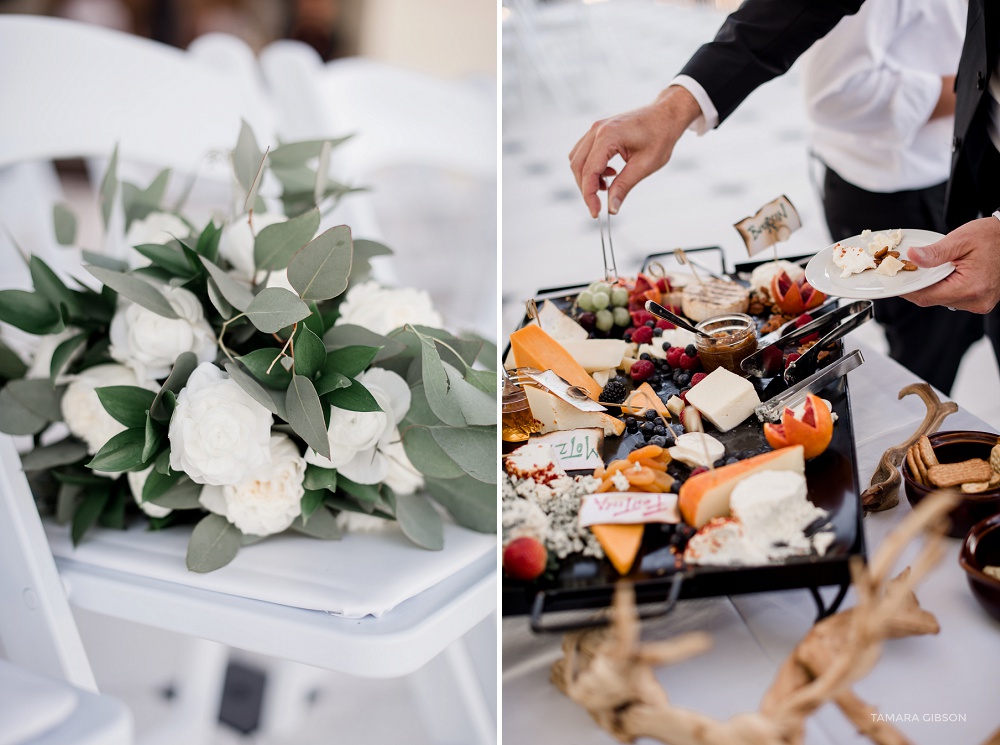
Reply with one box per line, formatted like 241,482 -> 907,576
741,300 -> 873,384
754,349 -> 865,423
598,198 -> 619,282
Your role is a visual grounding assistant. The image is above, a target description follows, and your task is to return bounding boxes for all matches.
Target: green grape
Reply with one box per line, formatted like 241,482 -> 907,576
592,282 -> 611,296
610,286 -> 629,307
577,290 -> 596,312
591,291 -> 610,310
595,309 -> 614,332
588,280 -> 604,292
613,306 -> 631,326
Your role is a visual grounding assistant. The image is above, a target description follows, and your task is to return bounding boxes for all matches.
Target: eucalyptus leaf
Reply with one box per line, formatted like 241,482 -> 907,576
237,348 -> 292,389
53,203 -> 77,245
290,507 -> 341,539
254,208 -> 320,272
425,475 -> 497,533
348,238 -> 392,284
420,336 -> 465,427
269,137 -> 352,166
142,411 -> 164,462
0,289 -> 61,334
400,426 -> 465,479
472,336 -> 498,371
195,220 -> 222,264
148,478 -> 202,509
394,491 -> 444,550
95,385 -> 156,428
199,256 -> 254,312
71,486 -> 110,546
286,375 -> 330,459
81,250 -> 128,272
442,362 -> 495,426
324,345 -> 379,379
323,494 -> 377,515
245,287 -> 310,333
233,120 -> 264,194
133,243 -> 194,277
6,378 -> 63,421
323,324 -> 406,360
429,426 -> 496,484
293,326 -> 326,379
405,384 -> 441,426
99,145 -> 118,229
123,169 -> 170,227
324,379 -> 381,413
30,256 -> 81,317
224,362 -> 287,419
141,466 -> 182,503
300,488 -> 325,522
206,277 -> 234,318
186,513 -> 241,573
314,369 -> 351,396
84,265 -> 179,319
392,326 -> 483,369
287,225 -> 352,301
56,482 -> 82,525
466,368 -> 498,396
303,464 -> 338,491
337,475 -> 381,504
0,338 -> 27,381
98,490 -> 126,530
151,351 -> 197,422
21,439 -> 89,471
87,427 -> 146,472
49,331 -> 88,383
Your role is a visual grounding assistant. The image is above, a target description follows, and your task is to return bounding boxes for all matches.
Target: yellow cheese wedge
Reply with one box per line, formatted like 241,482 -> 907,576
678,445 -> 805,528
509,325 -> 603,400
621,382 -> 669,417
523,385 -> 626,437
591,524 -> 644,575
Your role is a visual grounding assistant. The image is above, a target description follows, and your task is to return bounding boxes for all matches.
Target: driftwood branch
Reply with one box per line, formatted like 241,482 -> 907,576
552,491 -> 965,745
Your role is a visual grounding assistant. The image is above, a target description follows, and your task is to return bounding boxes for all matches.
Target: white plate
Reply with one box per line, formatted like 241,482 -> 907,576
804,229 -> 954,299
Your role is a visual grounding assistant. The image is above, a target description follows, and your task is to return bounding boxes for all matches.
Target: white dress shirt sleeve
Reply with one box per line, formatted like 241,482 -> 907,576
669,74 -> 719,135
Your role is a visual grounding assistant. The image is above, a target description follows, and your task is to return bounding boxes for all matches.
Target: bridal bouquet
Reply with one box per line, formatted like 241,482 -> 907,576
0,125 -> 496,572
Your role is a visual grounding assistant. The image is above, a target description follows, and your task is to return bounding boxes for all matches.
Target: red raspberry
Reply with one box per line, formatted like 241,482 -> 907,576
631,325 -> 654,345
794,313 -> 814,328
690,372 -> 707,386
630,310 -> 654,328
689,466 -> 709,477
679,353 -> 701,371
784,352 -> 801,369
655,318 -> 675,330
629,359 -> 655,382
665,346 -> 684,368
656,277 -> 670,293
679,387 -> 691,403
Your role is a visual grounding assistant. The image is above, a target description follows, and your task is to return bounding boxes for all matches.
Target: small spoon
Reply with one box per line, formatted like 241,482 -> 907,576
516,367 -> 592,401
645,300 -> 711,338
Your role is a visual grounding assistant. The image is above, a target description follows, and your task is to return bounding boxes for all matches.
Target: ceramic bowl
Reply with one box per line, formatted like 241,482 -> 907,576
901,430 -> 1000,538
959,514 -> 1000,624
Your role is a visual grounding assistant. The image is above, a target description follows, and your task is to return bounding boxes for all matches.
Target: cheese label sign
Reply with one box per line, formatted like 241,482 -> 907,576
533,428 -> 604,470
734,195 -> 802,256
578,492 -> 680,527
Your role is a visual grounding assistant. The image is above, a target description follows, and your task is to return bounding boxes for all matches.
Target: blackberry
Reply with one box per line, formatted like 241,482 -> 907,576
598,379 -> 628,404
685,344 -> 697,357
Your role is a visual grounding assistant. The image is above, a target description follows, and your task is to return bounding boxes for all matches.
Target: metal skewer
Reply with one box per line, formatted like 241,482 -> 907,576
599,198 -> 619,282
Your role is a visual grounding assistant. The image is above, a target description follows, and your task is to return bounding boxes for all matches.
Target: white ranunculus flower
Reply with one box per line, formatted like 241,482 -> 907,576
127,466 -> 174,518
382,438 -> 424,496
26,327 -> 80,380
218,212 -> 287,283
304,368 -> 412,485
198,434 -> 305,536
61,363 -> 157,454
168,362 -> 273,486
334,281 -> 444,335
126,212 -> 190,247
109,285 -> 217,381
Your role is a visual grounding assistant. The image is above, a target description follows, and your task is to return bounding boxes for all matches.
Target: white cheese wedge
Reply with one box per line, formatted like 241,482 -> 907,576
528,300 -> 589,341
875,255 -> 905,277
668,432 -> 725,468
660,328 -> 698,349
638,342 -> 667,360
559,339 -> 628,372
666,395 -> 685,417
524,385 -> 625,437
683,367 -> 761,432
592,368 -> 612,388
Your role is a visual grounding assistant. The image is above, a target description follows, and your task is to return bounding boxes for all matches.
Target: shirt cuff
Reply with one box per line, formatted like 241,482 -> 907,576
669,75 -> 719,135
993,210 -> 1000,223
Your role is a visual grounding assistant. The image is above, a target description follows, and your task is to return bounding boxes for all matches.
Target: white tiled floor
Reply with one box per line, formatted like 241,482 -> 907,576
501,0 -> 1000,431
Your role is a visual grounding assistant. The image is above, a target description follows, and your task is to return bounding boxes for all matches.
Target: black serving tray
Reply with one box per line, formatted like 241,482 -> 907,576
502,249 -> 866,631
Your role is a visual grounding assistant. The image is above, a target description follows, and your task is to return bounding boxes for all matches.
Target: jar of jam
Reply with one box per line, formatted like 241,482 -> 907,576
694,313 -> 758,375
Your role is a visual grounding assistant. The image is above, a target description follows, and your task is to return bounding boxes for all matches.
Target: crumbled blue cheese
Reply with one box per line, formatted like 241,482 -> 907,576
502,473 -> 604,560
611,470 -> 630,492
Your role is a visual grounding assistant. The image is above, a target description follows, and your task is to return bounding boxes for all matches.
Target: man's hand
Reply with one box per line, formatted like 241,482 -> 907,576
902,217 -> 1000,314
569,86 -> 702,218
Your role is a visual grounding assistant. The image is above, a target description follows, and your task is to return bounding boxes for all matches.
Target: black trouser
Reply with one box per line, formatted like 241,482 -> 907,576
821,166 -> 984,394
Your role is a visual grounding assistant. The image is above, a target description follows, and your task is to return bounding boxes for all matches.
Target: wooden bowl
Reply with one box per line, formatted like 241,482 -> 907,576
959,514 -> 1000,624
901,430 -> 1000,538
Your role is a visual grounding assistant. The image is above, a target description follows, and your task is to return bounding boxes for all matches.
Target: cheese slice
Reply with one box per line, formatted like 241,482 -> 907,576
559,339 -> 628,372
621,382 -> 669,417
509,324 -> 603,400
684,367 -> 761,432
591,524 -> 644,575
533,300 -> 589,341
678,445 -> 805,528
524,385 -> 626,437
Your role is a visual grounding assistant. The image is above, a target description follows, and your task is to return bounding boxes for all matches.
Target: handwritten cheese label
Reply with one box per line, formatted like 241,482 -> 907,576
734,195 -> 802,256
533,428 -> 604,470
578,492 -> 680,527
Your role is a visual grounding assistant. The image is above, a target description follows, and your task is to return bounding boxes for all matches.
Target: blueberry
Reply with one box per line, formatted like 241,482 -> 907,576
626,416 -> 637,427
649,435 -> 667,447
669,532 -> 686,548
642,421 -> 655,435
649,375 -> 661,386
640,352 -> 652,361
725,456 -> 739,465
661,342 -> 672,351
663,433 -> 676,447
677,373 -> 691,386
623,332 -> 633,342
653,327 -> 663,337
644,409 -> 658,421
685,344 -> 697,357
653,425 -> 666,437
714,458 -> 726,468
645,320 -> 656,328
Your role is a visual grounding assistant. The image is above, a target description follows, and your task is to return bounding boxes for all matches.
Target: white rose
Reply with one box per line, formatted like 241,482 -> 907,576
109,285 -> 217,381
199,434 -> 305,536
304,367 -> 412,485
26,327 -> 80,380
126,466 -> 174,518
168,362 -> 273,486
126,212 -> 190,247
382,438 -> 424,496
61,363 -> 157,454
334,281 -> 443,335
218,212 -> 287,283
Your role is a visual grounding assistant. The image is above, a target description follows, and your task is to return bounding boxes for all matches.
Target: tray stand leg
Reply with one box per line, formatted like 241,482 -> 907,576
809,583 -> 851,623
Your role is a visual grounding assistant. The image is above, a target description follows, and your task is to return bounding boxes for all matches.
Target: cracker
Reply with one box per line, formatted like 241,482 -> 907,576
927,458 -> 994,488
961,481 -> 992,494
906,447 -> 925,485
917,436 -> 938,468
990,442 -> 1000,474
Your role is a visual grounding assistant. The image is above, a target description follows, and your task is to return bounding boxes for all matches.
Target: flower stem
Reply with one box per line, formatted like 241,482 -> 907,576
267,323 -> 297,374
218,312 -> 247,364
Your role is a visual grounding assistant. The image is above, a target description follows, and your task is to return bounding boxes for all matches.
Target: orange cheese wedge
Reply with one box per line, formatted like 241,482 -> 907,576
591,524 -> 644,575
509,324 -> 603,400
621,382 -> 669,417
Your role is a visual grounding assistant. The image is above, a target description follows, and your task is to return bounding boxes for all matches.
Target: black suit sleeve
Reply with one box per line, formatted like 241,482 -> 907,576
679,0 -> 866,125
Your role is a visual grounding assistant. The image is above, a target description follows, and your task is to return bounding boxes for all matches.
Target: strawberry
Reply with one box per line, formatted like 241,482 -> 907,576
503,537 -> 548,581
629,359 -> 656,382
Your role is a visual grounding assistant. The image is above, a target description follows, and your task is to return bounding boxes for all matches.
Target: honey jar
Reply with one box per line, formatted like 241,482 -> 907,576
694,313 -> 758,375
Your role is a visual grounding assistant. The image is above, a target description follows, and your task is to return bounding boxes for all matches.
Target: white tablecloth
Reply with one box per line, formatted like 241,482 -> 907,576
503,340 -> 1000,745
